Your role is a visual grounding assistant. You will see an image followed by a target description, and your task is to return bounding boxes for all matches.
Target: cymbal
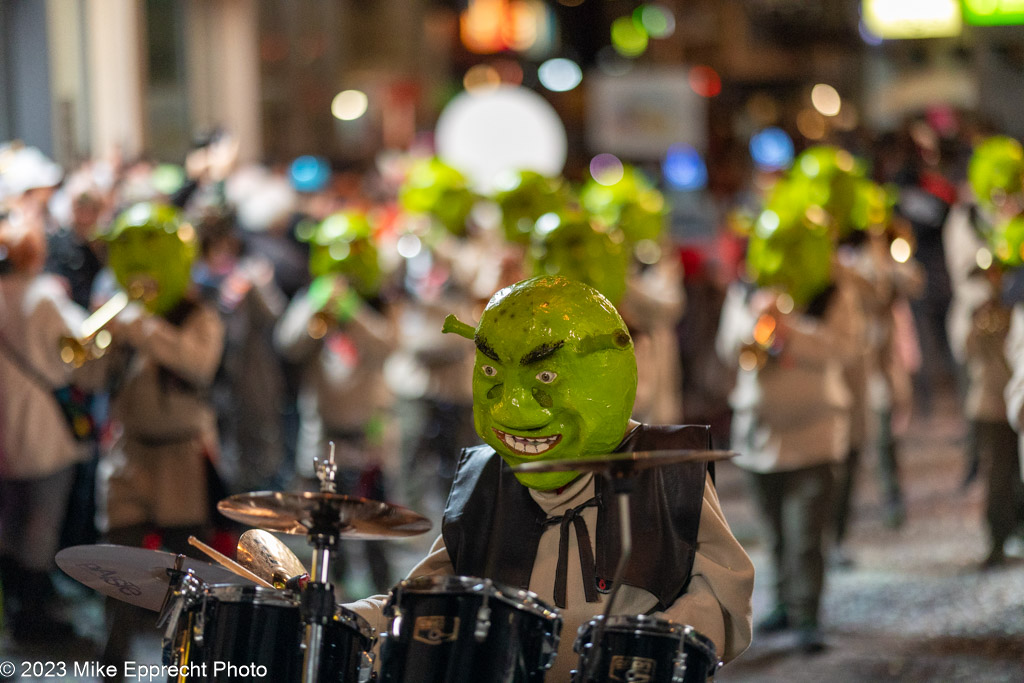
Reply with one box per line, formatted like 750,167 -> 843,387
217,491 -> 433,539
55,544 -> 247,611
188,535 -> 274,588
512,449 -> 738,475
237,529 -> 308,587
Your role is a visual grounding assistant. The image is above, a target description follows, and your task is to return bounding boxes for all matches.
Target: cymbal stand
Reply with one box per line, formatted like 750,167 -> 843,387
584,463 -> 636,681
302,443 -> 340,683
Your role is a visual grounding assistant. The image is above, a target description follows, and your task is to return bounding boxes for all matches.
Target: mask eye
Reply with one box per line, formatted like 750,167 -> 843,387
536,370 -> 557,384
481,365 -> 498,377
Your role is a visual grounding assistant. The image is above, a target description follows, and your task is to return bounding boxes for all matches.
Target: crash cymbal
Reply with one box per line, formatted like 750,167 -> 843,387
55,544 -> 247,611
237,529 -> 309,588
512,449 -> 738,475
217,491 -> 433,539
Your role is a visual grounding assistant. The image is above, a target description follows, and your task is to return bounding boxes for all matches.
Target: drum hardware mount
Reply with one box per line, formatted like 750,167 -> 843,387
670,625 -> 694,683
301,443 -> 343,683
474,579 -> 493,643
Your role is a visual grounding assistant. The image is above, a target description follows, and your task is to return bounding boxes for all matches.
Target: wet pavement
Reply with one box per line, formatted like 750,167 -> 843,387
2,387 -> 1022,681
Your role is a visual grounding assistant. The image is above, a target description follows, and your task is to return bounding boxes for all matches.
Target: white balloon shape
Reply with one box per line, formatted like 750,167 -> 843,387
435,86 -> 567,193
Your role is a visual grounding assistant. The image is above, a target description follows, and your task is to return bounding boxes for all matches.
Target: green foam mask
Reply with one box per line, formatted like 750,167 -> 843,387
580,165 -> 666,244
398,157 -> 477,237
968,136 -> 1024,210
299,210 -> 383,299
444,276 -> 637,490
528,211 -> 628,305
492,170 -> 572,244
102,203 -> 196,315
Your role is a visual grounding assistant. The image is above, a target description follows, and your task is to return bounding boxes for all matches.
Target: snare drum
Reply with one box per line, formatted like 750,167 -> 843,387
379,575 -> 562,682
164,581 -> 376,682
572,615 -> 718,683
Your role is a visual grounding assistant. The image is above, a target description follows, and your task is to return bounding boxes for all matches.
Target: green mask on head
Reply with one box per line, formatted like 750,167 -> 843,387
444,276 -> 637,490
528,211 -> 628,305
101,203 -> 196,315
299,210 -> 383,299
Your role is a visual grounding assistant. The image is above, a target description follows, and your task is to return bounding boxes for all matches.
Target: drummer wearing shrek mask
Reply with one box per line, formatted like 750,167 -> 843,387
346,276 -> 753,678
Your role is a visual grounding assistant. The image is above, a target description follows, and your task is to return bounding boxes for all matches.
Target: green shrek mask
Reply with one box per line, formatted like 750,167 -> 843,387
101,202 -> 196,315
443,276 -> 637,490
299,210 -> 383,301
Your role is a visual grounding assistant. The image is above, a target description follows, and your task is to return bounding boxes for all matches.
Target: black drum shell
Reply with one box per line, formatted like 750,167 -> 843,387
379,576 -> 561,683
173,584 -> 374,683
572,615 -> 718,683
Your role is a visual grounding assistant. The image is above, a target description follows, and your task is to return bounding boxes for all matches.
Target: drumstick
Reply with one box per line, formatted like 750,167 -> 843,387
187,536 -> 275,588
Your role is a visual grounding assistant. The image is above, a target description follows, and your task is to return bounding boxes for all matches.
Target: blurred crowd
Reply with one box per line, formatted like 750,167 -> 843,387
2,109 -> 1024,661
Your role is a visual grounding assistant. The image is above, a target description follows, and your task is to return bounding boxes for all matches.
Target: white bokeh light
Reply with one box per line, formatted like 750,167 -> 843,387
435,86 -> 568,193
331,90 -> 368,121
538,58 -> 583,92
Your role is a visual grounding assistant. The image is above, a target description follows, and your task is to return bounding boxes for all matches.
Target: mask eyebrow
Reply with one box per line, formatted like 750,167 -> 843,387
475,335 -> 501,363
520,340 -> 564,365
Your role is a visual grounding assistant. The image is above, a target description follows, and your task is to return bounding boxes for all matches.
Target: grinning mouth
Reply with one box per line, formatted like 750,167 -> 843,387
493,428 -> 563,456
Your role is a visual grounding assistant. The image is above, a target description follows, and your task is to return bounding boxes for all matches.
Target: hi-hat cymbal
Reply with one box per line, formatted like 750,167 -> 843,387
512,449 -> 738,475
217,491 -> 433,539
55,544 -> 246,611
237,529 -> 308,587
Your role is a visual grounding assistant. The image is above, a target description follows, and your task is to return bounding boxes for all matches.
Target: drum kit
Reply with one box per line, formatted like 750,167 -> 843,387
56,447 -> 734,683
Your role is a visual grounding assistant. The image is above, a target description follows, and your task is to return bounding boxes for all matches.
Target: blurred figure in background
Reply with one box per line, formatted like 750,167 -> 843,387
717,277 -> 861,653
275,209 -> 397,596
0,213 -> 92,642
965,263 -> 1024,567
91,203 -> 224,678
193,209 -> 287,492
832,225 -> 924,560
44,171 -> 110,551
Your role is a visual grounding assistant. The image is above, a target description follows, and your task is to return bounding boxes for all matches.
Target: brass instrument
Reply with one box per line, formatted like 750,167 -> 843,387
59,280 -> 154,367
307,310 -> 333,340
738,312 -> 779,372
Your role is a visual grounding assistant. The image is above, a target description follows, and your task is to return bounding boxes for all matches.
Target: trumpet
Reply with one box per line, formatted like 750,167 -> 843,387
738,312 -> 779,372
59,280 -> 154,367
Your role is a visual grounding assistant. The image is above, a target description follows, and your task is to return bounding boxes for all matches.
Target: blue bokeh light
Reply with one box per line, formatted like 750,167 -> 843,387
749,127 -> 795,171
662,144 -> 707,190
289,155 -> 330,193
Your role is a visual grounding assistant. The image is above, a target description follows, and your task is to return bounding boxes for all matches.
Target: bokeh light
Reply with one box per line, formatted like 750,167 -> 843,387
331,89 -> 368,121
890,237 -> 912,264
749,128 -> 795,171
662,144 -> 708,190
811,83 -> 841,117
464,64 -> 502,92
611,16 -> 649,57
492,59 -> 525,85
976,247 -> 993,271
289,155 -> 330,193
796,109 -> 827,140
396,233 -> 423,259
590,153 -> 624,186
688,66 -> 722,98
538,58 -> 583,92
635,5 -> 676,39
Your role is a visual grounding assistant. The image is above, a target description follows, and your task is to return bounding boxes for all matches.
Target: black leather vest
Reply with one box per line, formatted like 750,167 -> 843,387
441,423 -> 711,610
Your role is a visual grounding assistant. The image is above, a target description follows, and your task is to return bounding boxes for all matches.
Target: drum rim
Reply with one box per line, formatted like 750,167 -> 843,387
203,583 -> 297,607
334,604 -> 377,642
386,575 -> 561,622
583,614 -> 694,638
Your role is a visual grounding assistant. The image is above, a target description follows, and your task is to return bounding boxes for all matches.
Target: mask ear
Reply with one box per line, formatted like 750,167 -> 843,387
576,329 -> 632,355
442,314 -> 475,340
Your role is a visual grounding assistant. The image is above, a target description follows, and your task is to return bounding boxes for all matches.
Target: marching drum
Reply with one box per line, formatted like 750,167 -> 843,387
379,575 -> 562,682
572,615 -> 719,683
164,579 -> 376,682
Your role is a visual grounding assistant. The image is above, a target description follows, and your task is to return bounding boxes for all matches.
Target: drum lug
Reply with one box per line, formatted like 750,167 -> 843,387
671,626 -> 693,683
358,649 -> 375,683
473,605 -> 491,642
474,581 -> 492,642
192,591 -> 209,646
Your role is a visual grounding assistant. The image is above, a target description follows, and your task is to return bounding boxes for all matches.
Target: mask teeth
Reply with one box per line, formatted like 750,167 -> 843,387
497,430 -> 562,455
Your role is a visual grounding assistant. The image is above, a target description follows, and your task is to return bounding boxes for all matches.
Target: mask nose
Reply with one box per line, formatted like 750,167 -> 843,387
490,377 -> 551,429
